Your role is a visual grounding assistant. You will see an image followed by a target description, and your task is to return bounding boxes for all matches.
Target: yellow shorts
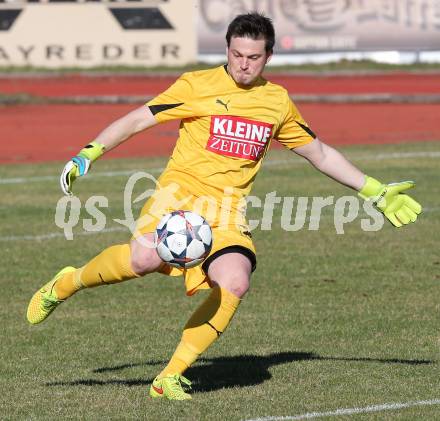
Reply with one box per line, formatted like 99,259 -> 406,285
132,177 -> 256,295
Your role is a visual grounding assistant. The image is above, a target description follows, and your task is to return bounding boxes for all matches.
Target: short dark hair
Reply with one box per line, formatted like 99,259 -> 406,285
226,12 -> 275,53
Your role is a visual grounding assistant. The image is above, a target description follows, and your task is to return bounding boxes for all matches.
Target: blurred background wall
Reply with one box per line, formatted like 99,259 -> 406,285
1,0 -> 440,68
198,0 -> 440,64
0,0 -> 197,67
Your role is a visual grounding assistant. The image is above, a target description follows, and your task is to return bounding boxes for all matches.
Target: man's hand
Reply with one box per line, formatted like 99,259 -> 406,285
359,176 -> 422,227
60,141 -> 105,196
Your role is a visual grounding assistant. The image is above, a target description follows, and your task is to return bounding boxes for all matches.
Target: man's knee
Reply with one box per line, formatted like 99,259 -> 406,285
130,234 -> 163,275
222,273 -> 250,298
207,252 -> 252,298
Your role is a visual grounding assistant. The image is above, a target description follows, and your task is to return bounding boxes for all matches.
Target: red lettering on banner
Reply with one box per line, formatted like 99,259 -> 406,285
206,115 -> 273,161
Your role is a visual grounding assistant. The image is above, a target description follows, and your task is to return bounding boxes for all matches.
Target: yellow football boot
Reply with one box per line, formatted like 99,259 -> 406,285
26,266 -> 76,324
149,374 -> 192,400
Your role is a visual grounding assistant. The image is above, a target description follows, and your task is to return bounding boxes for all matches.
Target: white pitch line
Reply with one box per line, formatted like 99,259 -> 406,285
263,150 -> 440,169
0,150 -> 439,185
246,398 -> 440,421
372,151 -> 440,160
0,168 -> 164,185
0,226 -> 127,242
0,207 -> 436,243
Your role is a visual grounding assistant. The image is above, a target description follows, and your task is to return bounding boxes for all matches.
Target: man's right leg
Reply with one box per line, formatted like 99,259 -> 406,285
26,234 -> 162,324
150,252 -> 252,400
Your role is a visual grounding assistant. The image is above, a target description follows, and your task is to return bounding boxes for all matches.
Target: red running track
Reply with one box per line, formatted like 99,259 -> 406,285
1,102 -> 439,164
1,72 -> 440,97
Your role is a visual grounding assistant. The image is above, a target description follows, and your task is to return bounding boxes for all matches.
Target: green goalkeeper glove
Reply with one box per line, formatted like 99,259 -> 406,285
358,176 -> 422,227
60,141 -> 105,196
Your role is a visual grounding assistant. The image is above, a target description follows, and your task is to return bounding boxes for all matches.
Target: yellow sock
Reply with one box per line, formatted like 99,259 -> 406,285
54,244 -> 139,299
53,270 -> 83,300
159,287 -> 241,378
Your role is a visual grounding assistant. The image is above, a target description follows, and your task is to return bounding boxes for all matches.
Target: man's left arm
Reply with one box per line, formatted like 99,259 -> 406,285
293,137 -> 422,227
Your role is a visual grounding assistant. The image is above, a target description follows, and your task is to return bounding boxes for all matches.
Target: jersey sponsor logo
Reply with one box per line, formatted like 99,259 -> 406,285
206,115 -> 273,161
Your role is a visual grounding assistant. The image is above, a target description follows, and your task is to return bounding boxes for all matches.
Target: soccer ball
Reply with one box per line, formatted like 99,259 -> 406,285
154,210 -> 213,269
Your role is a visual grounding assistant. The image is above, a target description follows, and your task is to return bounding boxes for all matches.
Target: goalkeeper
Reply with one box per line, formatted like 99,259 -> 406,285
26,12 -> 421,401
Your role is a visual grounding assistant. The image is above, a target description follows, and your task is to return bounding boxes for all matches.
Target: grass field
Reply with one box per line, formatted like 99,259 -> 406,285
1,141 -> 439,420
2,59 -> 440,74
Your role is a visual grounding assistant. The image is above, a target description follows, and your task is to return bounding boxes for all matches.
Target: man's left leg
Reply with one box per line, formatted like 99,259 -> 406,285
150,252 -> 252,400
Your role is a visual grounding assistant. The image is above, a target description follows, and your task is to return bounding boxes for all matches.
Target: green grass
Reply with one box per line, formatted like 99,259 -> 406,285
1,59 -> 440,75
1,142 -> 439,420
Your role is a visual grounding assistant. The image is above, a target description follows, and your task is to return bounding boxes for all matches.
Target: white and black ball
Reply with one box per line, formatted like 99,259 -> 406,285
154,210 -> 213,269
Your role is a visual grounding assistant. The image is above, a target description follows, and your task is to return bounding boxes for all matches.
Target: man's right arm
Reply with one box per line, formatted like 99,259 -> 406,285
60,105 -> 157,196
94,105 -> 157,152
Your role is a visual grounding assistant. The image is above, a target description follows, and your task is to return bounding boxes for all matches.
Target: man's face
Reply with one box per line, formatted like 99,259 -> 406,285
226,36 -> 272,86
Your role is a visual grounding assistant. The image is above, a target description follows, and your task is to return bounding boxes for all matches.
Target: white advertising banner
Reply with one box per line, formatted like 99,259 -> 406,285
198,0 -> 440,54
0,0 -> 197,67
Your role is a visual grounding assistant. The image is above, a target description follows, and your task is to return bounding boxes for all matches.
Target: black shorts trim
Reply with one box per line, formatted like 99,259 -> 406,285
202,245 -> 257,274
